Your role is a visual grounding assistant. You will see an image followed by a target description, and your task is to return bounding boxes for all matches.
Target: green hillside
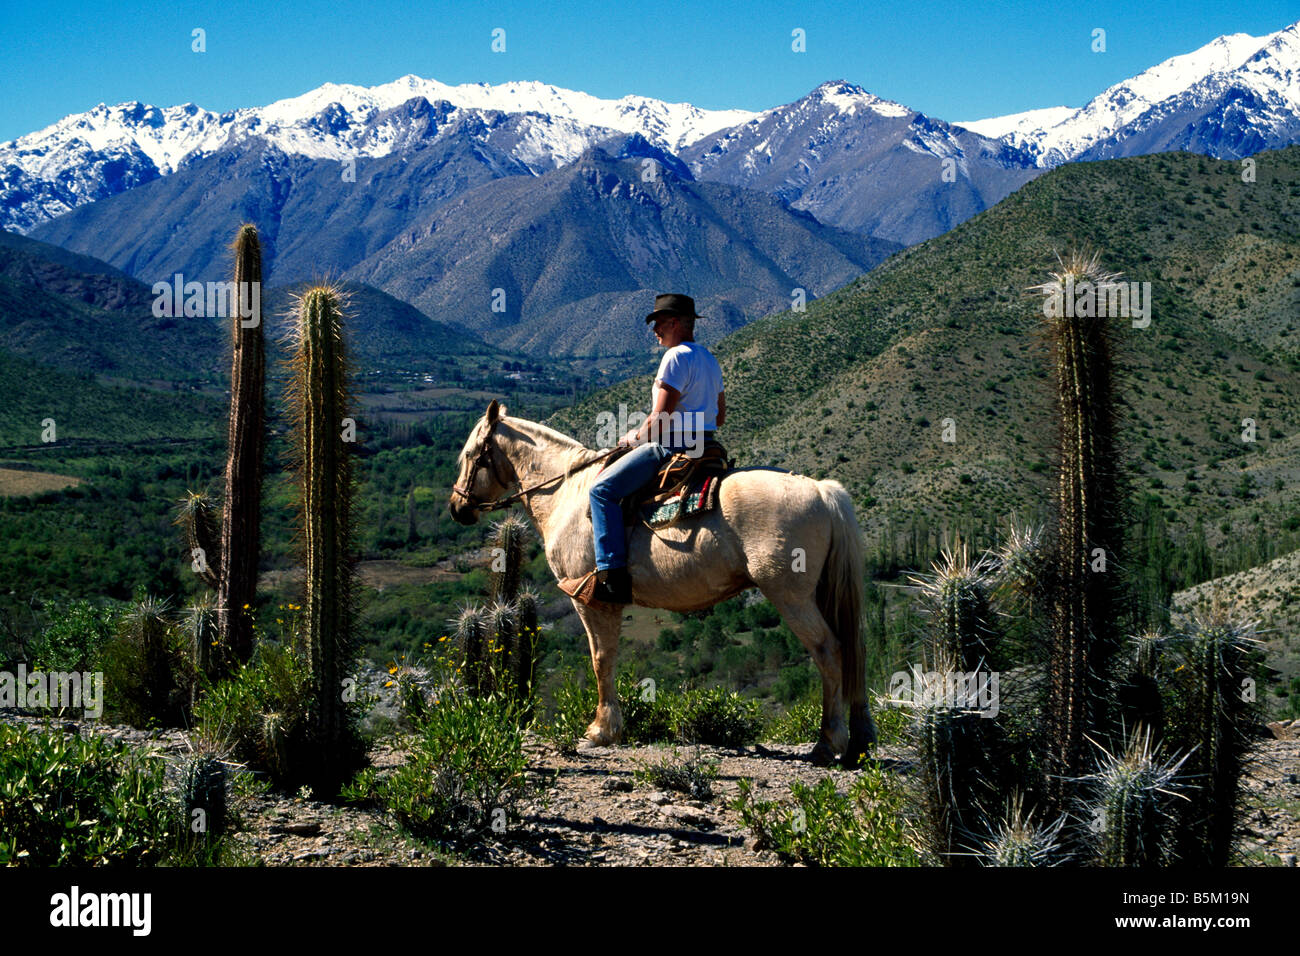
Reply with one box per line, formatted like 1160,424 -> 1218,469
552,147 -> 1300,567
0,349 -> 221,449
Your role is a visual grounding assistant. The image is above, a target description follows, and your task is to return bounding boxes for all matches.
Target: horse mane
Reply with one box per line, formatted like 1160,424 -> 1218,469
501,416 -> 604,474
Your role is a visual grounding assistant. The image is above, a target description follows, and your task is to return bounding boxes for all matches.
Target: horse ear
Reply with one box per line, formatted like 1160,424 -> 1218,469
486,399 -> 500,423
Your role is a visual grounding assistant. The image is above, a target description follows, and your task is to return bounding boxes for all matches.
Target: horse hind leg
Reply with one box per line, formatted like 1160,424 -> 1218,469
765,593 -> 848,764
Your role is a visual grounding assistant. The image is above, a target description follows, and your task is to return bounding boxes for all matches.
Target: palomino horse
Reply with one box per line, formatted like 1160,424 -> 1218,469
448,400 -> 876,765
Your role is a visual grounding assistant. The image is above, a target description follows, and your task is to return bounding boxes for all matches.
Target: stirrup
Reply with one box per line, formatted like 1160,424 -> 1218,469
592,567 -> 632,605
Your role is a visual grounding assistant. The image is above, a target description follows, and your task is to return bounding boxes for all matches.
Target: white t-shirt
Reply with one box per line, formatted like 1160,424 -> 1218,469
654,341 -> 723,448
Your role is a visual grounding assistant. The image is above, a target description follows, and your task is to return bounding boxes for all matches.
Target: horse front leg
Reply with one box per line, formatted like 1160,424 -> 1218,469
572,600 -> 625,746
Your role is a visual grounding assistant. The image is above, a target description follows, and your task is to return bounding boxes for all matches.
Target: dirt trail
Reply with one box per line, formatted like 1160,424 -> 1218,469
3,709 -> 1296,867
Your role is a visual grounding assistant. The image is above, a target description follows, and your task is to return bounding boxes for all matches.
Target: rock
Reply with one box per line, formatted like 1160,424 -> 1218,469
647,791 -> 671,806
1279,854 -> 1297,867
270,821 -> 322,836
660,804 -> 715,828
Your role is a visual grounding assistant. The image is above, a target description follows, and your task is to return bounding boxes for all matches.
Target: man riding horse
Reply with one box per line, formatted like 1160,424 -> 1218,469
589,293 -> 725,605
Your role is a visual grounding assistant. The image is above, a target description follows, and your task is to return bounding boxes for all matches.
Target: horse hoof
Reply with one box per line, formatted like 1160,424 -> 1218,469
808,742 -> 836,766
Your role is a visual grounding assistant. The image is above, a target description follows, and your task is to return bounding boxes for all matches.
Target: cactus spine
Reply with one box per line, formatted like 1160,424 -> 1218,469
216,224 -> 266,666
289,285 -> 361,791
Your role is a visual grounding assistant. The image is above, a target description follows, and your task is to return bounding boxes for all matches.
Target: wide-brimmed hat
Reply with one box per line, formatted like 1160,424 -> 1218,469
645,293 -> 702,325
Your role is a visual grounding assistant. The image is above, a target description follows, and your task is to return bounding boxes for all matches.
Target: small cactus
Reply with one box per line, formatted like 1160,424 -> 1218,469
454,604 -> 491,697
489,514 -> 531,605
512,588 -> 541,708
174,490 -> 221,590
487,600 -> 517,695
978,791 -> 1065,866
1083,726 -> 1187,867
908,542 -> 1000,672
910,651 -> 998,867
181,753 -> 227,841
261,711 -> 291,783
181,595 -> 221,703
1164,599 -> 1262,866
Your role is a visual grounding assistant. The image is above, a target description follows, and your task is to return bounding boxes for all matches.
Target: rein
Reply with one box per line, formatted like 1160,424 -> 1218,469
454,420 -> 621,513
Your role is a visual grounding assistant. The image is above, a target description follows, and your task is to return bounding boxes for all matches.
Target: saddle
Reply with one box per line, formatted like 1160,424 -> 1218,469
622,440 -> 734,524
557,440 -> 735,609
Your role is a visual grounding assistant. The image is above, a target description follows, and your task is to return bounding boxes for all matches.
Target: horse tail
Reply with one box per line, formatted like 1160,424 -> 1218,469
815,480 -> 865,716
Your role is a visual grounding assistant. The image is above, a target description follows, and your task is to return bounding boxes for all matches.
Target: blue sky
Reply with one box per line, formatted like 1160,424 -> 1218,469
2,0 -> 1297,141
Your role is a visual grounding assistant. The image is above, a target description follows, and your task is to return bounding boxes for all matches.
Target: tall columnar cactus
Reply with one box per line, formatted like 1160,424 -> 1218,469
288,285 -> 361,791
217,224 -> 266,666
1030,251 -> 1131,816
1165,603 -> 1261,866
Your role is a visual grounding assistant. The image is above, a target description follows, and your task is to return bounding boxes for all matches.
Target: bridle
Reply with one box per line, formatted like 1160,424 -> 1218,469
452,418 -> 620,514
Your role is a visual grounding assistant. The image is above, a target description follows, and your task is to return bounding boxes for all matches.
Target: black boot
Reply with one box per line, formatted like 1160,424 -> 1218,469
592,566 -> 633,605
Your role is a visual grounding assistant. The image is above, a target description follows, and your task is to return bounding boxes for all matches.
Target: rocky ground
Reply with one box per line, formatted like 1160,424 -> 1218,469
4,707 -> 1297,867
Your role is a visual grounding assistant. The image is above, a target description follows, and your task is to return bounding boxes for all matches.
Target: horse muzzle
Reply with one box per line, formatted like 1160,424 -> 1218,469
448,492 -> 479,525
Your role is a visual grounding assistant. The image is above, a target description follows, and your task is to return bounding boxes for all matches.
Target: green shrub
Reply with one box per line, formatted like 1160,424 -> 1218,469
0,723 -> 231,865
766,693 -> 820,744
734,769 -> 921,866
99,597 -> 192,728
371,690 -> 528,842
28,599 -> 122,672
192,641 -> 315,787
543,667 -> 676,751
633,747 -> 718,799
542,667 -> 592,755
671,687 -> 765,747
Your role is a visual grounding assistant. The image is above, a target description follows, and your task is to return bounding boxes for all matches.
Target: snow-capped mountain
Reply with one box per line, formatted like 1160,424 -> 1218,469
5,18 -> 1300,240
959,20 -> 1300,166
682,81 -> 1040,245
953,106 -> 1076,141
0,76 -> 754,233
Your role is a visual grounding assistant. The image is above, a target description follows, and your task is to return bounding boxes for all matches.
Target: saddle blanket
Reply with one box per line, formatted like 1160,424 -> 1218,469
641,473 -> 722,529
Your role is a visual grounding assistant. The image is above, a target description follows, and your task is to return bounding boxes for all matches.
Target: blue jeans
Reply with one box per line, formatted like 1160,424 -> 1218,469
590,442 -> 678,571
